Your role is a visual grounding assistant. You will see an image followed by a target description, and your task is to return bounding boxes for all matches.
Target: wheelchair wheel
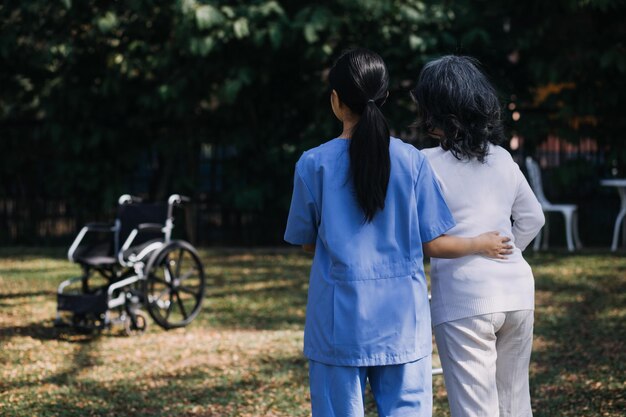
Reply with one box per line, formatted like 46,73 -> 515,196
124,311 -> 148,336
143,241 -> 206,330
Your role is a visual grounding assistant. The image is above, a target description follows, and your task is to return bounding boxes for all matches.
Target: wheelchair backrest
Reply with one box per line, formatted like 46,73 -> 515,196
117,203 -> 169,248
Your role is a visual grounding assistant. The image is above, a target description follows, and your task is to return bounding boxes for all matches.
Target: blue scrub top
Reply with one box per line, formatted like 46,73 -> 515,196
285,137 -> 455,367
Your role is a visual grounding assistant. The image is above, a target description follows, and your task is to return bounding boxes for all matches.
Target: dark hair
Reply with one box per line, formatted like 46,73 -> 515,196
410,55 -> 505,162
329,48 -> 390,222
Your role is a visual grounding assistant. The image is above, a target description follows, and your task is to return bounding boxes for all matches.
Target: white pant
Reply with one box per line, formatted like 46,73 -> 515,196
434,310 -> 534,417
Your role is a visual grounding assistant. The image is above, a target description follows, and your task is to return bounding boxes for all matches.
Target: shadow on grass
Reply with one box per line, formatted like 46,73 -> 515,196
197,252 -> 311,331
200,278 -> 309,330
530,266 -> 626,416
0,290 -> 53,300
0,320 -> 104,344
11,352 -> 310,417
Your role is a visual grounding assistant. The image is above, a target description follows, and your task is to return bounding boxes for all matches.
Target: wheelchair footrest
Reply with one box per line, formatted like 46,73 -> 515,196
57,292 -> 108,315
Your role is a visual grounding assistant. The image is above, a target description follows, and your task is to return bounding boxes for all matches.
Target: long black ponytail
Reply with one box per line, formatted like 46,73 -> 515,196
328,48 -> 391,222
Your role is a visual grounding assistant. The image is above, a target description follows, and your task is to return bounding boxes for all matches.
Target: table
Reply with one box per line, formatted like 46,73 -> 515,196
601,179 -> 626,251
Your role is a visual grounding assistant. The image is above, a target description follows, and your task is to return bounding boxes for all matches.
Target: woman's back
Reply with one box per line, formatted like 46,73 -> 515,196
286,136 -> 455,366
423,145 -> 524,246
423,144 -> 544,326
297,137 -> 451,276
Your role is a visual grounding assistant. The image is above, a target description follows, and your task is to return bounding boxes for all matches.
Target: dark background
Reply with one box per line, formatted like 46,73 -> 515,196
2,0 -> 625,246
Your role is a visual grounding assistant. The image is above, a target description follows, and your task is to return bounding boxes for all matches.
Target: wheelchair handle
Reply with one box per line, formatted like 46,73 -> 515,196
168,194 -> 191,205
118,194 -> 142,205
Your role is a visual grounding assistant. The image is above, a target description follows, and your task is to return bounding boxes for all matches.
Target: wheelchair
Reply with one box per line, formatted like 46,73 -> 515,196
55,194 -> 206,336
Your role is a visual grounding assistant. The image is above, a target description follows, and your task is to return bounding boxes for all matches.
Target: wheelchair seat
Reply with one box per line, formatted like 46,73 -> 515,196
71,241 -> 117,268
75,255 -> 118,267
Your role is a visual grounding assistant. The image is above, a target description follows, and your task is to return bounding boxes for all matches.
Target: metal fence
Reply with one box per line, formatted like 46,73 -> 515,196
1,136 -> 622,248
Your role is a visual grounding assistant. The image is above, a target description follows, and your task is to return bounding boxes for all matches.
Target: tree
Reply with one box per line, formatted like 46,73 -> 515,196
1,0 -> 624,244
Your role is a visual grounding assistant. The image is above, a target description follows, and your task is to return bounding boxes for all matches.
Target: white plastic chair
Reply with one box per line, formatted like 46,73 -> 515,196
525,157 -> 582,252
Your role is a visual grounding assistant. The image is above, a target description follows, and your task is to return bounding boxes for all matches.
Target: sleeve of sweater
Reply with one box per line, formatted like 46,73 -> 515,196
511,164 -> 545,250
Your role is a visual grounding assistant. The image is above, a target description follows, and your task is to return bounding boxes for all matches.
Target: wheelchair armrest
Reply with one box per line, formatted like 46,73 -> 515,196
85,223 -> 116,232
118,224 -> 165,266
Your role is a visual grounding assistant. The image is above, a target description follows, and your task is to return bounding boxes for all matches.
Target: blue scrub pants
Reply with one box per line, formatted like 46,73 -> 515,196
309,355 -> 432,417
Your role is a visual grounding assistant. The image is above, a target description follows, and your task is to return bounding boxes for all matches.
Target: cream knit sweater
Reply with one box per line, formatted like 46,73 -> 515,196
422,144 -> 545,326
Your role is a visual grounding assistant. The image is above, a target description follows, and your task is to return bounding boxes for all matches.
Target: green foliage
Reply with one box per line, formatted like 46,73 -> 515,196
1,0 -> 625,243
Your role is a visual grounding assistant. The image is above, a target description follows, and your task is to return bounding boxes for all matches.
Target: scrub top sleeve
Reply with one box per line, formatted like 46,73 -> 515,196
284,165 -> 319,245
415,156 -> 456,243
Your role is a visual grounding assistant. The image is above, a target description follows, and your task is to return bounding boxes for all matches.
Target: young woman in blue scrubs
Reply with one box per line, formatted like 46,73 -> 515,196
284,48 -> 512,417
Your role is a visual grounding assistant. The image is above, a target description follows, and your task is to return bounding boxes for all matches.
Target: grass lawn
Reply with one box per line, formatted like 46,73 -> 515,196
0,247 -> 624,416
